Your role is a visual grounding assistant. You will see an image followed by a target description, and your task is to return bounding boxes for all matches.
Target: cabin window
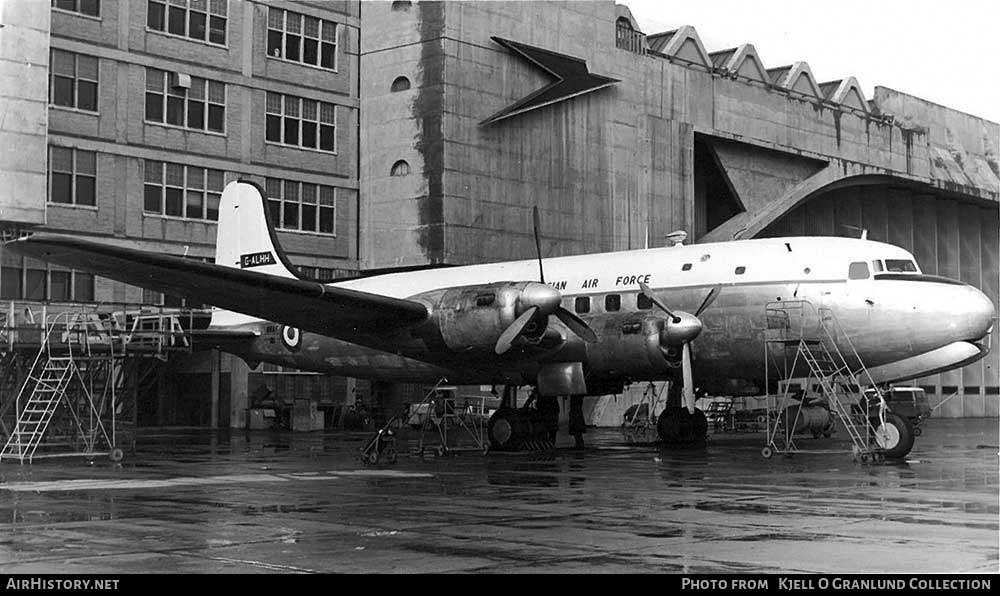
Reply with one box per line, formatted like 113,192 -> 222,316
681,263 -> 692,271
872,260 -> 884,273
884,259 -> 917,273
734,266 -> 746,275
637,293 -> 653,310
475,293 -> 495,307
604,294 -> 621,312
574,296 -> 590,314
848,261 -> 870,280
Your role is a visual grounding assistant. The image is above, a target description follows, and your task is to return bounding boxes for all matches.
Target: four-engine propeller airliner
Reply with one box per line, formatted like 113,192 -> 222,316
6,181 -> 995,458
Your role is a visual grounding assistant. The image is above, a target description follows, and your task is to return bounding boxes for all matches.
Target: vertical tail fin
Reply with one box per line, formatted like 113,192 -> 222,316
210,181 -> 298,328
215,180 -> 297,279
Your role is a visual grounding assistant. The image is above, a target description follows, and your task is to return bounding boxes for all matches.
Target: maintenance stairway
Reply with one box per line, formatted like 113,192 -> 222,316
763,300 -> 902,462
1,304 -> 207,464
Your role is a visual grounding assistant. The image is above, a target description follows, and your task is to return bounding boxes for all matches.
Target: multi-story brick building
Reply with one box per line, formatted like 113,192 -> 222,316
1,0 -> 361,428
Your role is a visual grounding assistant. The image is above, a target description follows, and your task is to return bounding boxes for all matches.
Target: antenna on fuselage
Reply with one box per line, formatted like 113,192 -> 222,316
665,231 -> 687,247
840,224 -> 868,240
532,206 -> 544,283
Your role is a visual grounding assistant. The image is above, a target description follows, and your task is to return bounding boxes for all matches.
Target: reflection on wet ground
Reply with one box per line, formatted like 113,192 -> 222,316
0,419 -> 996,573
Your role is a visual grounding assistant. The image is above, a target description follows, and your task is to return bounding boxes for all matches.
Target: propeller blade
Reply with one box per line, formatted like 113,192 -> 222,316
695,285 -> 722,317
638,281 -> 679,322
554,307 -> 598,343
495,306 -> 539,355
532,206 -> 544,283
681,342 -> 695,414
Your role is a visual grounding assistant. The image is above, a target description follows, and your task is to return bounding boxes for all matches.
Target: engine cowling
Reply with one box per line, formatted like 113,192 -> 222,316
412,282 -> 565,354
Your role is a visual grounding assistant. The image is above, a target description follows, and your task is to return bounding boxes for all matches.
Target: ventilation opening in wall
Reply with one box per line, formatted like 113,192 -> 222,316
391,76 -> 411,92
391,160 -> 410,177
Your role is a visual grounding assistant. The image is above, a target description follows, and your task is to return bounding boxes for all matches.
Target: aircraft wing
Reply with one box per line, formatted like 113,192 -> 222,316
5,234 -> 429,336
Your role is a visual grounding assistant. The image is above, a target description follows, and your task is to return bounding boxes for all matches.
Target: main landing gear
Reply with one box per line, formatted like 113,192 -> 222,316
486,386 -> 559,452
656,406 -> 708,445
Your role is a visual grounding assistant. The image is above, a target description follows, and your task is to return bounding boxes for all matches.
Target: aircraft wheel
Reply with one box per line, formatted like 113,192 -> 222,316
108,447 -> 124,463
872,412 -> 915,459
435,445 -> 446,457
761,446 -> 773,459
488,408 -> 521,451
365,450 -> 379,465
657,407 -> 707,444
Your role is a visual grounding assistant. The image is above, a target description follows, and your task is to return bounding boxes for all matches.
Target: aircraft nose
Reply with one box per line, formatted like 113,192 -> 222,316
966,286 -> 997,341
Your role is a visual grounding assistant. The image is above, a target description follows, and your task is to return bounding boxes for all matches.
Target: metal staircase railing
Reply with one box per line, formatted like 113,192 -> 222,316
1,313 -> 77,463
0,311 -> 121,464
763,300 -> 887,460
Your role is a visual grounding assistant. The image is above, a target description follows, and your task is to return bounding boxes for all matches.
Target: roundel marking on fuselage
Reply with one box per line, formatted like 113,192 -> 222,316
281,326 -> 301,350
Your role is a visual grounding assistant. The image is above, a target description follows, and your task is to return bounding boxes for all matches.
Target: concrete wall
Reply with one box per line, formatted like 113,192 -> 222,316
360,1 -> 997,270
0,0 -> 49,227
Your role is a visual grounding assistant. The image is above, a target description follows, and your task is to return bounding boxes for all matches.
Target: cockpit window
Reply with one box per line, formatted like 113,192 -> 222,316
872,260 -> 884,273
884,259 -> 917,273
848,262 -> 870,280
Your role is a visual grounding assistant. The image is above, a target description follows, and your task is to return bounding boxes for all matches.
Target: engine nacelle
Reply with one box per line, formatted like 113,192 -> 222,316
411,282 -> 555,353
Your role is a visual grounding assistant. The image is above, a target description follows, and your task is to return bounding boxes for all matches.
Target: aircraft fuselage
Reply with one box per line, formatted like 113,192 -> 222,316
225,237 -> 995,395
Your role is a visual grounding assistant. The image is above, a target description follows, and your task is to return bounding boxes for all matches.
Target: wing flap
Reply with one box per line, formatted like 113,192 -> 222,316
6,234 -> 428,337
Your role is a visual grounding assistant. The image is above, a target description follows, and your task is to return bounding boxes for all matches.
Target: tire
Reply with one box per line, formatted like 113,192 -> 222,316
657,407 -> 708,444
488,408 -> 519,451
761,446 -> 773,459
366,450 -> 380,465
108,447 -> 124,463
872,412 -> 915,459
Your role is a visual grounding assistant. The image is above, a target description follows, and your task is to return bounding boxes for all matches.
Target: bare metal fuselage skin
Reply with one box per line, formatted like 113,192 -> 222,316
227,238 -> 995,395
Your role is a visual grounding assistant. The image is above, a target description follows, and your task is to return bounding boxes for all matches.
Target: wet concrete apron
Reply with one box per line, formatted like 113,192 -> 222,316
0,419 -> 996,573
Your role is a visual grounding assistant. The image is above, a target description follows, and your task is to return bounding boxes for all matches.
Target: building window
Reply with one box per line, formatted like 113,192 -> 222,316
147,0 -> 227,46
390,76 -> 411,92
143,160 -> 224,221
50,50 -> 98,112
265,93 -> 336,152
0,265 -> 95,302
390,160 -> 410,177
267,7 -> 337,70
52,0 -> 100,18
49,147 -> 96,207
296,267 -> 338,283
264,179 -> 336,235
145,68 -> 225,133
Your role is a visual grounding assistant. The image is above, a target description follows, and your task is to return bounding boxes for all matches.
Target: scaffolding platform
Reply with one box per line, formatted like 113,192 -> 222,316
762,300 -> 894,463
1,303 -> 209,464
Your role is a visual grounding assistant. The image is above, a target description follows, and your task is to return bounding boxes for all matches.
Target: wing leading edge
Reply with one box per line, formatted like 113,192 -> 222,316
4,234 -> 429,337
